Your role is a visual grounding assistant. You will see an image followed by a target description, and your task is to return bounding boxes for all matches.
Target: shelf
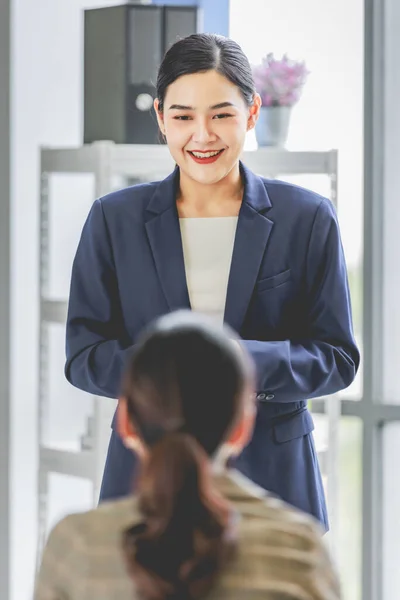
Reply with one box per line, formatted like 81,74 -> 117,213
41,300 -> 68,324
40,141 -> 338,180
39,447 -> 95,480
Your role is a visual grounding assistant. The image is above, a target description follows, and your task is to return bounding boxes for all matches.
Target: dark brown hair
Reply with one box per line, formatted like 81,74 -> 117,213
156,33 -> 256,112
121,311 -> 251,600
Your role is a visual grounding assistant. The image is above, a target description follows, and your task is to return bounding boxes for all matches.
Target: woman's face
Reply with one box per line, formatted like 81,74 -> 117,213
155,70 -> 260,187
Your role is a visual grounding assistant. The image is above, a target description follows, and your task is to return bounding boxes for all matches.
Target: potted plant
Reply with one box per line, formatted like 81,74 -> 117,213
252,53 -> 309,147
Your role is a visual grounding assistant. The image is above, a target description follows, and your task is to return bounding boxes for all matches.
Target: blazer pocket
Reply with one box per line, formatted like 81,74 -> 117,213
273,409 -> 314,444
256,268 -> 291,292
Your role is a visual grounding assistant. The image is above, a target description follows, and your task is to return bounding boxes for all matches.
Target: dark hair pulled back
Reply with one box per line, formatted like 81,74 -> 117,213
122,311 -> 251,600
156,33 -> 256,112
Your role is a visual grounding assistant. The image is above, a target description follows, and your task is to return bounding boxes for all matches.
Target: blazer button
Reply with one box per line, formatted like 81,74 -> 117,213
256,392 -> 275,401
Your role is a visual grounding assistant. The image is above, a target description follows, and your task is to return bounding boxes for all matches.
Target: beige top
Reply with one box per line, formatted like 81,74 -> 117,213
179,217 -> 238,325
34,471 -> 341,600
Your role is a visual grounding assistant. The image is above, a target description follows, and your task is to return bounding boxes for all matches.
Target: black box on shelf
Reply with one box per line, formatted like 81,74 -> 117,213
83,3 -> 198,145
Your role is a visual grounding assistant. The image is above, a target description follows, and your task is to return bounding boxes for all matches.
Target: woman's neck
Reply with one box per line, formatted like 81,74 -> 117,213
177,165 -> 244,218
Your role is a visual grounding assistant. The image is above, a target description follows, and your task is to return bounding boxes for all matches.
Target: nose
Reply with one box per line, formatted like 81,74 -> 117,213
191,118 -> 217,144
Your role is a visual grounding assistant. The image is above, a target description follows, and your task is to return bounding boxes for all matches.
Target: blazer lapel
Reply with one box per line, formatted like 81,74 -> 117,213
144,163 -> 274,328
145,168 -> 191,312
224,163 -> 274,332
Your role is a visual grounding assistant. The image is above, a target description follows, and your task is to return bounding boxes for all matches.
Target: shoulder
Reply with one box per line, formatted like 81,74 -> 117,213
242,491 -> 327,545
221,472 -> 326,539
59,495 -> 140,538
229,476 -> 325,540
262,177 -> 336,222
35,498 -> 139,598
35,513 -> 86,597
229,498 -> 340,597
43,496 -> 139,556
218,475 -> 340,597
97,180 -> 161,220
246,498 -> 339,590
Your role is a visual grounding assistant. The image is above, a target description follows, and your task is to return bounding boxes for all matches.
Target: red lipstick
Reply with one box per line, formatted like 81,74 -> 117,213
187,149 -> 224,164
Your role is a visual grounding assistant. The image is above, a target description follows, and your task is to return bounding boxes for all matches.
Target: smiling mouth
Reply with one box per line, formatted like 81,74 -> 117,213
188,150 -> 224,158
187,149 -> 225,164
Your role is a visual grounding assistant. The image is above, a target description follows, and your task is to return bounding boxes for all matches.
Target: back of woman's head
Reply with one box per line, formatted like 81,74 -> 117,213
122,311 -> 252,600
156,33 -> 256,112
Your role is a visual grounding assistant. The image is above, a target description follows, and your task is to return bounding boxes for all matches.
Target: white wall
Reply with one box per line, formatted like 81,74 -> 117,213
0,1 -> 11,598
230,0 -> 364,270
10,2 -> 121,598
229,4 -> 364,598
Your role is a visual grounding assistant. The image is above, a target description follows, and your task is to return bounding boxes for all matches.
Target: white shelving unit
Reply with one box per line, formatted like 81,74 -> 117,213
37,142 -> 340,561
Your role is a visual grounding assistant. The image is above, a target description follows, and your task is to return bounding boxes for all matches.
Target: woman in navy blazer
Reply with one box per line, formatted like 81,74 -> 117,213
65,33 -> 359,529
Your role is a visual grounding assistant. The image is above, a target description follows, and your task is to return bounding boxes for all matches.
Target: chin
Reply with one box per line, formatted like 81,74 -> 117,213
188,162 -> 237,186
193,172 -> 228,186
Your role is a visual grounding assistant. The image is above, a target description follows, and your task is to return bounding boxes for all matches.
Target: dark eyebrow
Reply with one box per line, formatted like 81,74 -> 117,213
210,102 -> 235,110
168,104 -> 193,110
168,101 -> 236,111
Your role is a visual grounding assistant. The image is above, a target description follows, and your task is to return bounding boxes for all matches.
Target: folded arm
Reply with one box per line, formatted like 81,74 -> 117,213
241,198 -> 360,402
65,199 -> 133,399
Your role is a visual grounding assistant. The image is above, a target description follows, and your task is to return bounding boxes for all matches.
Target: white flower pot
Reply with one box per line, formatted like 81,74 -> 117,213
255,106 -> 292,147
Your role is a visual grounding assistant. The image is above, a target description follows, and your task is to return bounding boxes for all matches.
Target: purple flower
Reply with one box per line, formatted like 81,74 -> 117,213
252,53 -> 309,107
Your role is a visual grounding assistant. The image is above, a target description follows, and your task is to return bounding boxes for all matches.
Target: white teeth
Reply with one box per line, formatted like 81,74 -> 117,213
191,150 -> 222,158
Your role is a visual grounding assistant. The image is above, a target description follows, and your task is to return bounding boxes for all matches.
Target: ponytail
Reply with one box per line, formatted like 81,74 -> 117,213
123,432 -> 237,600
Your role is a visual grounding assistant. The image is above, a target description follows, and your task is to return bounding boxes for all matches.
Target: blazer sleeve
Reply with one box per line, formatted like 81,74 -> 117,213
65,199 -> 133,399
241,197 -> 360,402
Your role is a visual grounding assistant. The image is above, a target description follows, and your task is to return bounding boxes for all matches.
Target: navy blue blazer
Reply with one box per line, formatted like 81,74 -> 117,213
65,163 -> 359,528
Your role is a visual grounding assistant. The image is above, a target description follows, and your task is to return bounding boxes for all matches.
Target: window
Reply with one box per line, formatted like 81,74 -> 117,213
230,0 -> 364,400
